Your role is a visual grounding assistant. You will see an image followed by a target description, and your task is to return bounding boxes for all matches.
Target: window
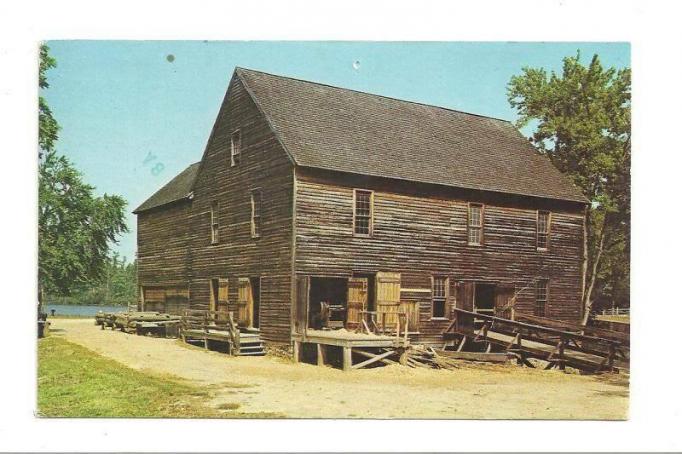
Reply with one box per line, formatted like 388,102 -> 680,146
354,189 -> 373,235
537,210 -> 550,250
432,276 -> 448,318
535,279 -> 549,317
210,201 -> 219,244
250,189 -> 262,238
468,203 -> 483,245
230,130 -> 241,166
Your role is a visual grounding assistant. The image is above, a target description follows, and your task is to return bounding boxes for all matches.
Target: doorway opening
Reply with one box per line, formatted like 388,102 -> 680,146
474,282 -> 496,329
250,277 -> 261,329
308,277 -> 348,329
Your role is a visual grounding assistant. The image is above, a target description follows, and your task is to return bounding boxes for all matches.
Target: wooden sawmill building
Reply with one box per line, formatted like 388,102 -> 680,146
134,67 -> 588,349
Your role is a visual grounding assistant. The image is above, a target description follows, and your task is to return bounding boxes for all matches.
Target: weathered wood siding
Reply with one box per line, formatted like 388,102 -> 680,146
187,75 -> 294,344
137,202 -> 192,287
294,168 -> 585,345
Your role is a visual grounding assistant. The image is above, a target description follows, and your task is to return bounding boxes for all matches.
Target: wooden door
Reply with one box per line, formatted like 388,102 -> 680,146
216,279 -> 229,322
457,281 -> 475,331
495,285 -> 515,319
376,272 -> 401,329
294,276 -> 309,334
237,278 -> 253,327
346,277 -> 368,327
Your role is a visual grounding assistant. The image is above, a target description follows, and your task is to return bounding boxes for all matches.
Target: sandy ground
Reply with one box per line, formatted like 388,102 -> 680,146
49,318 -> 629,419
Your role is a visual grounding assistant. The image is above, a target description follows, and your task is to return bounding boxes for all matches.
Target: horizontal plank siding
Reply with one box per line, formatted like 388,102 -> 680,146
294,169 -> 584,345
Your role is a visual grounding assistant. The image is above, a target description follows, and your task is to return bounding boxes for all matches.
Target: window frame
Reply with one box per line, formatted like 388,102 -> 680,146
250,188 -> 262,239
210,201 -> 219,245
536,210 -> 551,251
230,129 -> 241,167
534,279 -> 549,317
467,203 -> 484,246
431,275 -> 449,320
353,189 -> 374,237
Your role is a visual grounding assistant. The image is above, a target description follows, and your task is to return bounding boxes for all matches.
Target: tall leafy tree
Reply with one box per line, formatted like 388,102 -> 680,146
38,44 -> 128,303
507,52 -> 630,324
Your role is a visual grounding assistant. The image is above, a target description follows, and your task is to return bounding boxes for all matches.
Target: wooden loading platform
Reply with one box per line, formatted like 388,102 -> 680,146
293,329 -> 410,371
443,308 -> 629,373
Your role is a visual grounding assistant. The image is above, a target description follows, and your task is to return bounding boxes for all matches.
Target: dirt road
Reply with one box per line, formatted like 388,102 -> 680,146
50,318 -> 628,419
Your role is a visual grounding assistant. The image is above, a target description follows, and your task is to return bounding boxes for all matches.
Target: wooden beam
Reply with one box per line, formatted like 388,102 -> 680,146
351,349 -> 396,370
355,349 -> 398,366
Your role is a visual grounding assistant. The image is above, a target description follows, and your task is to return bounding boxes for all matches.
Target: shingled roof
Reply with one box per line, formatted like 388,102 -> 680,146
133,162 -> 200,213
237,68 -> 587,203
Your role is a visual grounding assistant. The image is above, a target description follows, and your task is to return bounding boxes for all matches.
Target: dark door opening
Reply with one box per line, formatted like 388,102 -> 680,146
308,277 -> 348,329
474,283 -> 496,314
250,277 -> 261,329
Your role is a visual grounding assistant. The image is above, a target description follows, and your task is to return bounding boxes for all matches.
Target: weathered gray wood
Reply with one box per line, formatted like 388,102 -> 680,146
343,346 -> 352,371
351,350 -> 396,370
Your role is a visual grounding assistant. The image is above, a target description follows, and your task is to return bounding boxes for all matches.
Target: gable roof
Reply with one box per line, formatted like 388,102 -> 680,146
133,162 -> 200,213
237,68 -> 587,203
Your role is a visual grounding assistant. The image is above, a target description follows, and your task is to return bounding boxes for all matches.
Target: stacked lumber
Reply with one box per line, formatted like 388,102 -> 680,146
399,346 -> 461,370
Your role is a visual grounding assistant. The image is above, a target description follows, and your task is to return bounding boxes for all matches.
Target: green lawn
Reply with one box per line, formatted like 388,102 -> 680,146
38,336 -> 259,418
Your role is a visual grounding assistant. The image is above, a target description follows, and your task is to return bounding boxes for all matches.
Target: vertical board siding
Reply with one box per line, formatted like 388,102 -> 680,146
295,170 -> 584,345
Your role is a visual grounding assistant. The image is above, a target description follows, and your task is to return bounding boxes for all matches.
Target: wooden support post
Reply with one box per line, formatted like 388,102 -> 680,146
292,340 -> 300,363
317,344 -> 326,366
343,346 -> 352,371
204,337 -> 209,350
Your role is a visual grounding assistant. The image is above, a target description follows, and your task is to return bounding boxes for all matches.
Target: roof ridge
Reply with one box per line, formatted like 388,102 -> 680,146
235,67 -> 512,124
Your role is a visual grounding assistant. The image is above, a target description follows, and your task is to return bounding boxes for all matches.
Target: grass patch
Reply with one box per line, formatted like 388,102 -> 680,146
37,336 -> 281,418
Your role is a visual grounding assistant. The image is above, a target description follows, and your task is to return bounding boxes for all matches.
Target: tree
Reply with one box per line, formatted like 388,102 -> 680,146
38,44 -> 128,303
507,52 -> 631,324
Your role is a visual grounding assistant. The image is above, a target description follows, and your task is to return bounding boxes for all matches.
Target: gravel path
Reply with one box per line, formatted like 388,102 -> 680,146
50,318 -> 628,419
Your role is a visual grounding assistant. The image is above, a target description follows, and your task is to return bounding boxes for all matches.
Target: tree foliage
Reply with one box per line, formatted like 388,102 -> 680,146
38,44 -> 129,298
49,255 -> 137,306
507,52 -> 630,321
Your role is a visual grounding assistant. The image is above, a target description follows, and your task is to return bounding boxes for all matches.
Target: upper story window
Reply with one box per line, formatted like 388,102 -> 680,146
210,201 -> 219,244
535,279 -> 549,317
537,210 -> 550,250
230,129 -> 241,167
353,189 -> 373,236
432,276 -> 448,319
250,189 -> 262,238
468,203 -> 483,245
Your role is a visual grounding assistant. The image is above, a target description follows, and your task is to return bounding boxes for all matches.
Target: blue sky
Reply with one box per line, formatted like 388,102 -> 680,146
42,41 -> 630,261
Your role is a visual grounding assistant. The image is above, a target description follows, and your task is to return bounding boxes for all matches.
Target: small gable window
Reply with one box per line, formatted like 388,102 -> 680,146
231,130 -> 241,167
251,189 -> 262,238
537,210 -> 550,250
468,203 -> 483,245
353,189 -> 373,236
210,201 -> 219,244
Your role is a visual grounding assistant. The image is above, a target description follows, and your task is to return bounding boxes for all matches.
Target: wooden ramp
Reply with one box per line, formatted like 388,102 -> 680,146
180,310 -> 265,356
444,308 -> 629,373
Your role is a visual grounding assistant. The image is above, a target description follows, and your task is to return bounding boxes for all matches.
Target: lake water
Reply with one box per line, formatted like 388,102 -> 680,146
46,304 -> 127,317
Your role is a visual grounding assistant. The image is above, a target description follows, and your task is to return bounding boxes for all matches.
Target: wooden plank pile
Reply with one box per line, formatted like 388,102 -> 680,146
399,346 -> 461,370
